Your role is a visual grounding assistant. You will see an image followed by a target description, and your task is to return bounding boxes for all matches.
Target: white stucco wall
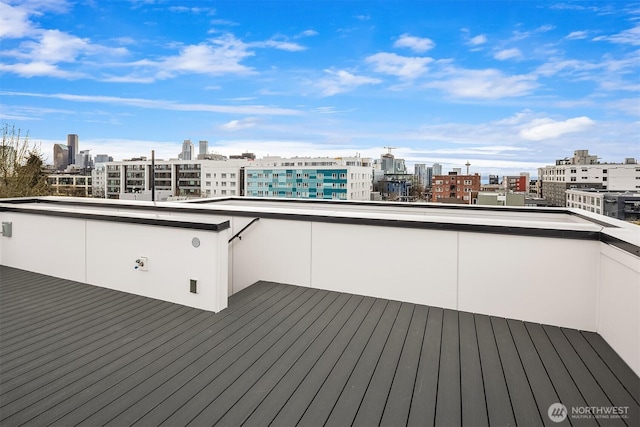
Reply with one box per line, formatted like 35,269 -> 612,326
0,212 -> 229,312
597,243 -> 640,376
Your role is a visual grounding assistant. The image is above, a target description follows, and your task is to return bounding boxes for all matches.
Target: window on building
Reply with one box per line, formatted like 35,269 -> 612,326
205,173 -> 211,178
230,173 -> 236,178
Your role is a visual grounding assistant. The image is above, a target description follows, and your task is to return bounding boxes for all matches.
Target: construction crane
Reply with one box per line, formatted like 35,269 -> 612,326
383,146 -> 397,154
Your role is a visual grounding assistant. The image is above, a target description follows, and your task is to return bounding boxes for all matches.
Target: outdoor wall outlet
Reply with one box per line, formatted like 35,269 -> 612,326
190,279 -> 197,293
1,222 -> 12,237
135,256 -> 148,271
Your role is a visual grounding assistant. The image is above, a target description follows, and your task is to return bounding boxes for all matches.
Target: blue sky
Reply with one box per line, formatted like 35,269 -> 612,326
1,0 -> 638,177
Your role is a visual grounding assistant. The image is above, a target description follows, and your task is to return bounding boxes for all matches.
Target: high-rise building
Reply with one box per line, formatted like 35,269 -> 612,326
432,163 -> 442,176
53,144 -> 69,171
199,140 -> 209,157
67,134 -> 78,165
414,164 -> 427,187
180,140 -> 194,160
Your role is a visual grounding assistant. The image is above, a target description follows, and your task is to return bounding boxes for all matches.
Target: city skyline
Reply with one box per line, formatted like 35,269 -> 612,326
1,1 -> 638,177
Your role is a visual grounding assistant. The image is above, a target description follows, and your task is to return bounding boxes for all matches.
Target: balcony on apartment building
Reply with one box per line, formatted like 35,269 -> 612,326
1,196 -> 638,426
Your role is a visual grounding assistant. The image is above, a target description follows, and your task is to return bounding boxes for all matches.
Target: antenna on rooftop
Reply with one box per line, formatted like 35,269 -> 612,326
465,161 -> 471,175
384,146 -> 397,154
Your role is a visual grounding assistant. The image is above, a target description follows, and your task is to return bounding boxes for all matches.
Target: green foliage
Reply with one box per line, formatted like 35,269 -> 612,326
0,123 -> 51,198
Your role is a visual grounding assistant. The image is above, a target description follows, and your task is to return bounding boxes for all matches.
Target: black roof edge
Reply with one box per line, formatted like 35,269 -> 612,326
1,197 -> 637,256
0,204 -> 230,232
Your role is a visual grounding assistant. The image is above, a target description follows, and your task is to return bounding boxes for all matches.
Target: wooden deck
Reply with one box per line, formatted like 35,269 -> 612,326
1,265 -> 638,426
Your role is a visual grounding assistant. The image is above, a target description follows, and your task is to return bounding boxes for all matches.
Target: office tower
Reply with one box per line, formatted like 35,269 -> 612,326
67,134 -> 79,165
199,140 -> 209,157
53,144 -> 69,171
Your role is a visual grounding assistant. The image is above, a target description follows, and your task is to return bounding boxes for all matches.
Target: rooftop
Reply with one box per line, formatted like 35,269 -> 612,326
1,196 -> 639,425
2,265 -> 638,426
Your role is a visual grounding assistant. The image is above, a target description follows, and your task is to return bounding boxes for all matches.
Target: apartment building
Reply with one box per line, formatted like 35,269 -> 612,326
100,159 -> 209,199
95,155 -> 372,200
47,173 -> 92,197
567,188 -> 640,221
431,172 -> 481,203
538,149 -> 639,207
244,166 -> 372,200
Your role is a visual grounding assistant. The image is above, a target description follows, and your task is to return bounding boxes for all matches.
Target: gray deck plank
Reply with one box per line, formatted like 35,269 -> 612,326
582,332 -> 640,404
324,300 -> 402,427
379,304 -> 428,427
492,316 -> 543,426
0,292 -> 147,363
0,296 -> 163,387
70,284 -> 303,427
434,309 -> 461,426
562,328 -> 640,425
121,287 -> 325,426
295,299 -> 390,427
229,295 -> 374,427
507,319 -> 563,427
458,311 -> 488,427
196,294 -> 365,426
154,290 -> 340,426
1,304 -> 196,425
2,266 -> 638,427
407,306 -> 441,427
49,282 -> 286,426
352,302 -> 415,427
475,313 -> 516,426
0,284 -> 110,335
525,322 -> 598,427
543,324 -> 626,427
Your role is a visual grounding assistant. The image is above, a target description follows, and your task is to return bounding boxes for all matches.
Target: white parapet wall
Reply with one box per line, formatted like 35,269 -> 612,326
223,202 -> 639,376
597,243 -> 640,376
0,208 -> 230,312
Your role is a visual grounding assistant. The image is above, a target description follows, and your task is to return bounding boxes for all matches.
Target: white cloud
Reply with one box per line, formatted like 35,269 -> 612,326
565,30 -> 588,40
519,116 -> 595,141
150,34 -> 254,77
22,30 -> 91,62
0,61 -> 84,78
0,2 -> 32,39
0,91 -> 302,116
298,29 -> 318,38
252,39 -> 306,51
317,69 -> 382,96
494,48 -> 522,60
393,33 -> 435,53
220,117 -> 259,131
425,68 -> 538,99
535,59 -> 598,77
366,52 -> 432,79
168,6 -> 216,14
593,25 -> 640,45
469,34 -> 487,45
